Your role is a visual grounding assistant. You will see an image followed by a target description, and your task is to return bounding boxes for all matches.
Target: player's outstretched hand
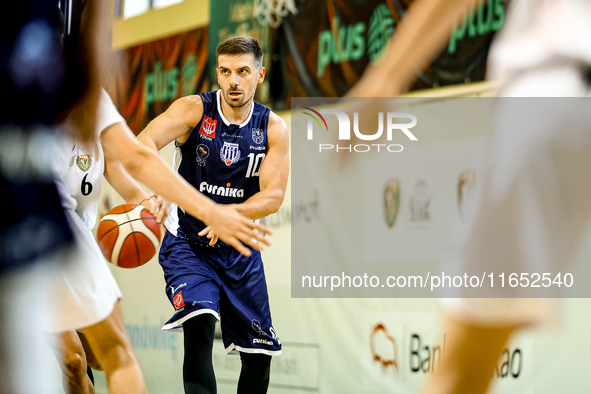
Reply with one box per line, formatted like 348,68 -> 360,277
201,204 -> 272,256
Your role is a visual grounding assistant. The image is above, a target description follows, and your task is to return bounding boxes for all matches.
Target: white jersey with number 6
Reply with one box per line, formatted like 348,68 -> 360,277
57,90 -> 125,230
47,90 -> 125,333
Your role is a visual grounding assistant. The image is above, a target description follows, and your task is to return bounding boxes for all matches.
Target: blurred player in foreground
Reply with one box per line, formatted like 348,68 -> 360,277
47,89 -> 166,394
350,0 -> 591,392
0,0 -> 108,392
138,36 -> 289,393
3,1 -> 270,392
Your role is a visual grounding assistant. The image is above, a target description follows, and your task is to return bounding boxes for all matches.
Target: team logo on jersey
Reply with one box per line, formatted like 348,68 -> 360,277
252,128 -> 264,144
252,319 -> 266,336
196,144 -> 210,166
173,291 -> 185,309
76,155 -> 92,172
220,142 -> 241,166
199,116 -> 217,140
250,320 -> 280,346
383,179 -> 400,228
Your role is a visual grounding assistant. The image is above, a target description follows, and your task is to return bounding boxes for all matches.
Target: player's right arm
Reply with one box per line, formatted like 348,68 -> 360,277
137,95 -> 204,150
103,141 -> 168,223
100,118 -> 270,256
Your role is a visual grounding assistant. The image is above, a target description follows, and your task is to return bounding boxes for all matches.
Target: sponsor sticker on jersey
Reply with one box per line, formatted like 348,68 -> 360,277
220,142 -> 241,166
222,132 -> 243,139
173,291 -> 185,309
199,116 -> 217,140
76,155 -> 92,172
199,181 -> 245,198
253,338 -> 274,346
252,128 -> 264,144
196,144 -> 210,166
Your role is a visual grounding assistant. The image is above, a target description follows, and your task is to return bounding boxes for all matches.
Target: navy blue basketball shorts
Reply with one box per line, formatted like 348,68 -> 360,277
159,231 -> 281,356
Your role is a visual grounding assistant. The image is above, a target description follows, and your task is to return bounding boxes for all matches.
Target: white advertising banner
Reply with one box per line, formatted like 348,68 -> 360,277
363,137 -> 484,262
70,99 -> 591,394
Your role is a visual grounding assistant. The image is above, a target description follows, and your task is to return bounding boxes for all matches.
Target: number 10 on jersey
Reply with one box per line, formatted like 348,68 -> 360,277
246,153 -> 265,178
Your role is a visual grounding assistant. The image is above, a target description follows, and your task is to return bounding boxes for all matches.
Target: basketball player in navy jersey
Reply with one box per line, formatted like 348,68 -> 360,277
138,36 -> 289,393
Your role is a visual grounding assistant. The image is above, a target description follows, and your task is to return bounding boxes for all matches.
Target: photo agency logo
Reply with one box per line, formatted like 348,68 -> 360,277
303,106 -> 418,153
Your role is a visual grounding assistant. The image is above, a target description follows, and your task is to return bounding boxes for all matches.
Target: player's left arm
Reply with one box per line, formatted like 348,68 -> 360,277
198,112 -> 288,245
237,112 -> 289,220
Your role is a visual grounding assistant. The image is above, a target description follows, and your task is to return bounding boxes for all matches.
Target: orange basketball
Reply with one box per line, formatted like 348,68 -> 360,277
97,204 -> 161,268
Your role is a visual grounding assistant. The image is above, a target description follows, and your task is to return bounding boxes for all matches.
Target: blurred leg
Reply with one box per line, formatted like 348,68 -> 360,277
82,302 -> 147,394
0,260 -> 60,394
422,313 -> 516,394
48,330 -> 94,394
78,331 -> 102,371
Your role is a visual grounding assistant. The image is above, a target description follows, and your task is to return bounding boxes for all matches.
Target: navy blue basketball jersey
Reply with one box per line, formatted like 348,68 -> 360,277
165,90 -> 270,242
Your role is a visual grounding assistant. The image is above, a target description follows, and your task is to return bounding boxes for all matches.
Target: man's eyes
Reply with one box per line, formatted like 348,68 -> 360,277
220,69 -> 249,75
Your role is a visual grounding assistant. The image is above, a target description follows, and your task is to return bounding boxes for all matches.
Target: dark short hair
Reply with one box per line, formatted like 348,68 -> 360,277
216,36 -> 263,68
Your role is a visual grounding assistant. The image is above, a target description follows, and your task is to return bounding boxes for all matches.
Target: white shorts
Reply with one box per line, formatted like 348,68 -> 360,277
45,209 -> 122,333
445,64 -> 591,326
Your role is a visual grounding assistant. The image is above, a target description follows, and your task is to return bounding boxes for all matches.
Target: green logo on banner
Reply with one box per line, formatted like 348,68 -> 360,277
145,61 -> 179,109
182,54 -> 198,96
317,17 -> 366,78
367,4 -> 395,65
316,5 -> 396,78
315,0 -> 507,79
448,0 -> 506,54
